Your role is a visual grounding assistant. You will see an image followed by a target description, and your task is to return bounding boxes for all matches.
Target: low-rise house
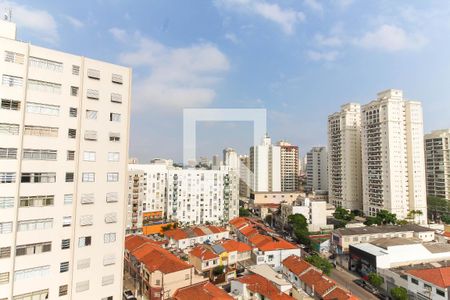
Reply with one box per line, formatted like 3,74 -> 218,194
406,266 -> 450,300
173,281 -> 233,300
279,198 -> 333,232
211,239 -> 253,266
124,235 -> 206,299
164,225 -> 229,249
189,245 -> 220,274
231,273 -> 294,300
332,224 -> 435,254
247,264 -> 293,294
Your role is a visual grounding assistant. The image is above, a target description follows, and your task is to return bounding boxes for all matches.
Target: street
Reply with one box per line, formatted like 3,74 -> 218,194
328,267 -> 378,300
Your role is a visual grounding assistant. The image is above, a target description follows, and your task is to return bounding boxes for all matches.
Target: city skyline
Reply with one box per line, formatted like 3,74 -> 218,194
5,1 -> 450,162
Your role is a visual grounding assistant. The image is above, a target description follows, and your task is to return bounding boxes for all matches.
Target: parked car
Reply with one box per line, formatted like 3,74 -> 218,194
353,279 -> 365,287
123,290 -> 137,300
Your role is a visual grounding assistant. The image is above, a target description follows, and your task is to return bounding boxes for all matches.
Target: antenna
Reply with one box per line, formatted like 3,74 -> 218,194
3,8 -> 11,21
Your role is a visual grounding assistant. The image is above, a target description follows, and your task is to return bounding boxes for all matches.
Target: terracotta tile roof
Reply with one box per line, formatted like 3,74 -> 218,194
125,235 -> 165,252
249,234 -> 298,251
240,226 -> 259,237
229,217 -> 248,227
406,266 -> 450,288
221,240 -> 252,253
282,255 -> 312,276
190,245 -> 219,260
174,281 -> 233,300
299,269 -> 336,297
193,227 -> 207,236
323,287 -> 358,300
165,226 -> 228,241
237,274 -> 294,300
443,232 -> 450,238
165,228 -> 189,240
138,243 -> 192,274
208,225 -> 227,234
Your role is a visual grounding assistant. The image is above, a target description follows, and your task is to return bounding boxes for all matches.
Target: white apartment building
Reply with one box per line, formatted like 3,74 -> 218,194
239,155 -> 251,198
223,147 -> 239,171
424,129 -> 450,200
278,141 -> 299,192
127,169 -> 145,233
0,19 -> 131,300
361,89 -> 427,222
306,146 -> 328,193
250,134 -> 281,192
328,103 -> 363,210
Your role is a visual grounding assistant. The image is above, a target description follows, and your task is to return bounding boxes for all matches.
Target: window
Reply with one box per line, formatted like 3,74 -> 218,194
0,222 -> 12,234
86,89 -> 99,99
0,247 -> 11,258
14,265 -> 50,281
87,68 -> 100,79
69,107 -> 77,117
77,258 -> 90,269
59,285 -> 68,296
104,233 -> 116,243
103,254 -> 115,266
76,280 -> 89,293
0,123 -> 19,135
112,73 -> 123,84
23,149 -> 57,160
68,128 -> 76,139
102,297 -> 113,300
102,274 -> 114,286
19,195 -> 54,207
81,193 -> 94,204
26,102 -> 59,116
109,132 -> 120,142
67,150 -> 75,161
13,289 -> 49,300
0,197 -> 14,208
64,194 -> 73,205
80,215 -> 93,226
17,219 -> 53,231
15,242 -> 51,256
84,130 -> 97,141
61,239 -> 70,250
106,192 -> 118,203
71,86 -> 79,96
1,99 -> 20,110
104,213 -> 117,224
24,125 -> 58,137
28,79 -> 61,94
411,278 -> 419,285
21,172 -> 56,183
82,172 -> 95,182
111,93 -> 122,103
4,50 -> 24,64
29,57 -> 63,72
2,74 -> 23,87
0,272 -> 9,284
86,109 -> 97,119
436,289 -> 445,297
108,152 -> 120,162
110,113 -> 121,122
107,172 -> 119,182
72,65 -> 80,75
0,172 -> 16,183
83,151 -> 96,161
60,262 -> 69,273
65,172 -> 74,182
78,236 -> 91,247
62,216 -> 72,227
0,148 -> 17,159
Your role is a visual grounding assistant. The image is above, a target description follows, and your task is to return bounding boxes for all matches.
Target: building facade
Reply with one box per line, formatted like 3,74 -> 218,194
250,134 -> 281,192
278,141 -> 299,192
361,89 -> 427,221
424,129 -> 450,200
328,103 -> 363,210
306,146 -> 328,193
0,20 -> 131,299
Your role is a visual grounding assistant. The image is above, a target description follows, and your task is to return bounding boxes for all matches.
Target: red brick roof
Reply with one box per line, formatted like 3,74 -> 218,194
221,240 -> 252,253
282,255 -> 312,276
299,269 -> 336,297
125,235 -> 165,252
249,234 -> 298,251
174,281 -> 233,300
407,266 -> 450,288
323,287 -> 358,300
165,228 -> 189,240
237,274 -> 294,300
190,246 -> 219,260
208,225 -> 227,234
165,226 -> 228,241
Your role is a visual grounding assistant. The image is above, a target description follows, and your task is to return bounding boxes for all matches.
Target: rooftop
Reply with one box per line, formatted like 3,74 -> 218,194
299,269 -> 336,296
190,245 -> 219,260
236,274 -> 294,300
334,224 -> 434,236
247,264 -> 292,287
406,266 -> 450,288
173,281 -> 233,300
165,226 -> 228,241
323,287 -> 358,300
282,255 -> 312,276
371,237 -> 421,249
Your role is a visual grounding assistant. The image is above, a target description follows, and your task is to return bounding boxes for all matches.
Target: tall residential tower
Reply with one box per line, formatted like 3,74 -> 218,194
306,147 -> 328,193
278,141 -> 299,191
424,129 -> 450,200
250,134 -> 281,192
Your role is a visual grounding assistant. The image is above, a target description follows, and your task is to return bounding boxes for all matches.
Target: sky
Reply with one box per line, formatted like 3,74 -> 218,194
5,0 -> 450,163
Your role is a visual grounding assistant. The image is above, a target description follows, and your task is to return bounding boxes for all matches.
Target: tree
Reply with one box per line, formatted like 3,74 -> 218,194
239,208 -> 250,217
376,210 -> 397,225
390,287 -> 408,300
288,214 -> 311,245
305,254 -> 333,275
212,265 -> 224,276
368,273 -> 384,288
161,224 -> 173,231
333,207 -> 355,222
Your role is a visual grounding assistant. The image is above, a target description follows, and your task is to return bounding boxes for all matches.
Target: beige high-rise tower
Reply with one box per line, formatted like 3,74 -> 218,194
328,103 -> 363,210
0,19 -> 131,299
361,89 -> 427,223
424,129 -> 450,200
278,141 -> 299,192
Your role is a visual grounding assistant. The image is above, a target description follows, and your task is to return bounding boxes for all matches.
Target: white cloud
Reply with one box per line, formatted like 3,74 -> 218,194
111,30 -> 230,110
314,33 -> 342,47
304,0 -> 323,13
63,15 -> 84,29
355,24 -> 427,52
214,0 -> 305,35
333,0 -> 354,9
307,50 -> 338,61
225,32 -> 239,44
109,27 -> 128,43
0,1 -> 58,43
